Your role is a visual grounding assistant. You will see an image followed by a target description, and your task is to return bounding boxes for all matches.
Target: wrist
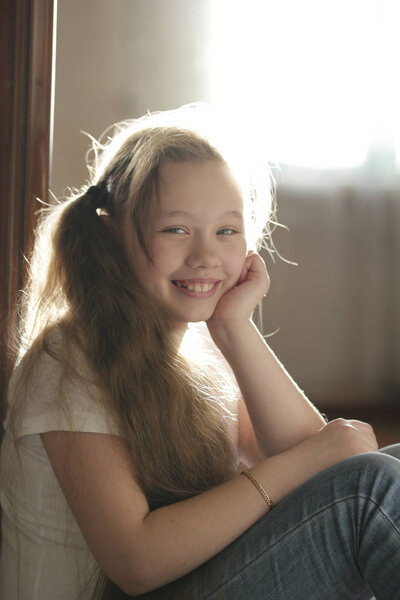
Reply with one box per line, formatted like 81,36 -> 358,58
252,435 -> 325,503
207,318 -> 257,356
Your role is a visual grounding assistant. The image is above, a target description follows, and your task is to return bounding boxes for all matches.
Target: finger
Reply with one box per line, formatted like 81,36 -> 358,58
246,254 -> 270,290
237,263 -> 249,285
347,420 -> 375,434
237,254 -> 269,292
237,252 -> 258,284
348,422 -> 379,450
245,253 -> 266,275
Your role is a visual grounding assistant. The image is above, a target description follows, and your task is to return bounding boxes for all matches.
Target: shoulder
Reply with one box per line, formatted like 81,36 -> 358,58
6,326 -> 119,439
10,326 -> 88,409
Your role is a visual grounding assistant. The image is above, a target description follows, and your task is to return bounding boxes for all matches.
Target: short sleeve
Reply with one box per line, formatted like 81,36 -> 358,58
5,343 -> 120,440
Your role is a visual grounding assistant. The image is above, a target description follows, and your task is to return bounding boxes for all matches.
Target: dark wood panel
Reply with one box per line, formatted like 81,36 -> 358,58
0,0 -> 55,413
24,0 -> 54,257
0,0 -> 20,411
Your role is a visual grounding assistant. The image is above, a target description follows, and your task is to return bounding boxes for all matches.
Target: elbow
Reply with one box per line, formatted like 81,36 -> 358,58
116,576 -> 150,597
115,562 -> 161,597
105,529 -> 172,595
120,583 -> 148,597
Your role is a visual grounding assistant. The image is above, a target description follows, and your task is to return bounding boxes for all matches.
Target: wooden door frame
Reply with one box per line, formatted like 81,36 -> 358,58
0,0 -> 56,414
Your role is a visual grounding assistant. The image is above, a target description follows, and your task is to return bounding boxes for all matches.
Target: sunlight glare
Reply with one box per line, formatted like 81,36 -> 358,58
207,0 -> 400,171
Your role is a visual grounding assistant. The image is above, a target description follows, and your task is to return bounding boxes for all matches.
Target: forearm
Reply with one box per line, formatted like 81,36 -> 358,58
210,319 -> 326,456
131,437 -> 325,594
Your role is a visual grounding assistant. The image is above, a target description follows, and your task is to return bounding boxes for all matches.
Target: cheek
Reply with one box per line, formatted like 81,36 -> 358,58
128,244 -> 161,291
225,242 -> 248,279
151,236 -> 177,261
151,246 -> 180,276
139,237 -> 172,275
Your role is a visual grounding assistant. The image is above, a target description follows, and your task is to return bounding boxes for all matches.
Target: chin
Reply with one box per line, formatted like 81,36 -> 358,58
172,309 -> 214,324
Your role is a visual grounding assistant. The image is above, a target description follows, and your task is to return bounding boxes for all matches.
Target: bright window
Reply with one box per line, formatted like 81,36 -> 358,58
208,0 -> 400,174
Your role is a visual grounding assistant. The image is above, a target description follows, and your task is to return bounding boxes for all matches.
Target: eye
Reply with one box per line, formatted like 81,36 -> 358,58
163,227 -> 187,234
217,228 -> 237,235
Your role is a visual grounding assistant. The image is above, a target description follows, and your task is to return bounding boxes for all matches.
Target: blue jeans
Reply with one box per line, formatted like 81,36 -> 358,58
136,444 -> 400,600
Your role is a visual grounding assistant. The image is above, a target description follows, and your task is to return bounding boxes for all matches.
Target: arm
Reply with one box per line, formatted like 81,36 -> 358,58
41,421 -> 377,595
207,252 -> 326,457
237,394 -> 263,466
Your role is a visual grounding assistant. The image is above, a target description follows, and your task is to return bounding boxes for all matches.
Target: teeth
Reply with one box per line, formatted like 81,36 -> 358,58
175,281 -> 214,293
188,282 -> 214,292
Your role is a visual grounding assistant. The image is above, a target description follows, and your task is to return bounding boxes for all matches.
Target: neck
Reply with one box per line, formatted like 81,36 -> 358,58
169,322 -> 189,350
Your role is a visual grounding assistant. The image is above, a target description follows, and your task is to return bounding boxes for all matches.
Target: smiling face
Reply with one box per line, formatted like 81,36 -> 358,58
120,159 -> 248,328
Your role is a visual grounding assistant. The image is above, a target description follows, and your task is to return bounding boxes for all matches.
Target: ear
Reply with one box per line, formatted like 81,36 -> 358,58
100,214 -> 118,240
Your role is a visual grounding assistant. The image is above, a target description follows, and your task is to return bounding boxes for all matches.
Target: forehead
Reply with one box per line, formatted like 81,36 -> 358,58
156,160 -> 244,216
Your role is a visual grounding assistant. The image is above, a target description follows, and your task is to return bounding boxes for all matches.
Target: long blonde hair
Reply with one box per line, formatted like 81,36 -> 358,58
9,106 -> 275,597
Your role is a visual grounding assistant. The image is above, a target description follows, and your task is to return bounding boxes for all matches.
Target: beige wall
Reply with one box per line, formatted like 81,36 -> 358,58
52,0 -> 400,409
263,186 -> 400,406
53,0 -> 211,196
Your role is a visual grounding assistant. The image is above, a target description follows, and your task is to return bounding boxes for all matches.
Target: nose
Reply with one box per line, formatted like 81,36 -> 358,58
185,234 -> 221,269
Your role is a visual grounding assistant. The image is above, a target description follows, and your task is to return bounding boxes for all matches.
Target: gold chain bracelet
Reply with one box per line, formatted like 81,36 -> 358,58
241,469 -> 275,510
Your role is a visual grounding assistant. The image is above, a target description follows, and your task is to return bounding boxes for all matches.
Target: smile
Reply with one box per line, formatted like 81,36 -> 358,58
172,280 -> 219,295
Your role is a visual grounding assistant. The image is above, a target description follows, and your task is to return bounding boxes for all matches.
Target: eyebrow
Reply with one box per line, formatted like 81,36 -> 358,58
158,210 -> 244,220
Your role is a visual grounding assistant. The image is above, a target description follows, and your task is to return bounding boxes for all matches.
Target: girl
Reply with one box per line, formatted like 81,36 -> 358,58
0,105 -> 399,600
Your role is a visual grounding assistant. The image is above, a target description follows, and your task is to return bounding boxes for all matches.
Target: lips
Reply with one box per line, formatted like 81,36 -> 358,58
172,279 -> 219,293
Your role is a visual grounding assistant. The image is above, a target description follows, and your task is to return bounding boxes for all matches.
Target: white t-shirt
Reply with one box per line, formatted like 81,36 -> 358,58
0,324 -> 239,600
0,344 -> 120,600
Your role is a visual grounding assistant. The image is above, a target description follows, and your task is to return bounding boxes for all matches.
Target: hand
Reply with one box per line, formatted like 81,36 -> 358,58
207,252 -> 270,332
299,418 -> 379,474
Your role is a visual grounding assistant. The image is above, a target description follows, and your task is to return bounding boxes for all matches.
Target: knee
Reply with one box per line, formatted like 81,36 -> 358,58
347,450 -> 396,472
336,451 -> 399,496
379,443 -> 400,460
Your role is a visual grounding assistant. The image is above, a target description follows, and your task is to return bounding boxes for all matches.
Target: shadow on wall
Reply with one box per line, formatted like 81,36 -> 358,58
262,184 -> 400,410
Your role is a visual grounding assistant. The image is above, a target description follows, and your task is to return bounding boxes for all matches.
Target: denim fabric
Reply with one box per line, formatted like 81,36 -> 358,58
139,444 -> 400,600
